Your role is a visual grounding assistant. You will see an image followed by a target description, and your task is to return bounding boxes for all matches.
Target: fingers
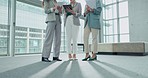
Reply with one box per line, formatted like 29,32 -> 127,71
53,6 -> 57,11
57,6 -> 61,9
66,8 -> 71,12
58,7 -> 62,13
66,7 -> 71,10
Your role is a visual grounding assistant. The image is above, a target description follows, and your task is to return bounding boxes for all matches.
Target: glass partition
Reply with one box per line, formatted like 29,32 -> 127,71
0,0 -> 9,55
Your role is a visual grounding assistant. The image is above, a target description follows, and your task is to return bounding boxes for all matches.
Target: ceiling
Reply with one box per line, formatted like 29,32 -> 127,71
17,0 -> 42,7
17,0 -> 68,8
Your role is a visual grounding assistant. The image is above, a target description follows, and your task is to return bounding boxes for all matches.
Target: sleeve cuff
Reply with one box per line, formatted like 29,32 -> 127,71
50,8 -> 54,12
76,13 -> 78,16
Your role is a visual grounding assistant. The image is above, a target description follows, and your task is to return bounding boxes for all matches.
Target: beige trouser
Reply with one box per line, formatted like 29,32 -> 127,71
84,25 -> 100,53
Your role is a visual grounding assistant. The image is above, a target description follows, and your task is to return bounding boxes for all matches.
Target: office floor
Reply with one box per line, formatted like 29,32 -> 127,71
0,53 -> 148,78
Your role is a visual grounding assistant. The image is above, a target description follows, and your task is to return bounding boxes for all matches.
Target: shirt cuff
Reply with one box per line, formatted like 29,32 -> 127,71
76,13 -> 78,16
50,8 -> 54,12
55,9 -> 59,13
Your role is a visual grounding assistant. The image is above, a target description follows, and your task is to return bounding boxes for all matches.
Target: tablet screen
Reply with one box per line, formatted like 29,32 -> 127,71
63,5 -> 72,10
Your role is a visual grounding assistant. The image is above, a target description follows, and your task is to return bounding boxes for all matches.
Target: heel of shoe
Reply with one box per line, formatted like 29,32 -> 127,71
89,56 -> 97,61
42,57 -> 51,62
82,55 -> 90,61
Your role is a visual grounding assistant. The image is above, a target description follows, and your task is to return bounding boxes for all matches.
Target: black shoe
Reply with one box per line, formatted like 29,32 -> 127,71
82,55 -> 90,61
53,57 -> 62,61
42,57 -> 51,62
88,56 -> 97,61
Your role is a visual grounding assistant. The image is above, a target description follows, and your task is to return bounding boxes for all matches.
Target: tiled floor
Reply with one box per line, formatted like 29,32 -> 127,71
0,53 -> 148,78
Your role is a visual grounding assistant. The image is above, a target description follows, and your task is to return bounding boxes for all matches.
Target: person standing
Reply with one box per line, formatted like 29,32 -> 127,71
82,0 -> 102,61
42,0 -> 62,62
64,0 -> 82,60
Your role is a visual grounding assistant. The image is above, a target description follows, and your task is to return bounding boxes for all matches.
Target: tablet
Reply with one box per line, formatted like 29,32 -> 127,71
63,5 -> 72,10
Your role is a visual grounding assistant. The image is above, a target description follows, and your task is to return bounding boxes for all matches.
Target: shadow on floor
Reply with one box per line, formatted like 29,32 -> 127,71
99,61 -> 148,78
88,61 -> 119,78
44,61 -> 70,78
63,60 -> 85,78
0,61 -> 56,78
45,60 -> 85,78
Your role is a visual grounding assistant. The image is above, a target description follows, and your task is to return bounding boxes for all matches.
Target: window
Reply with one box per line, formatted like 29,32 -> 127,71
29,39 -> 41,53
15,39 -> 27,54
104,19 -> 118,35
15,0 -> 70,54
103,0 -> 129,43
119,18 -> 129,34
15,1 -> 45,54
103,0 -> 116,5
0,0 -> 8,55
104,4 -> 117,19
120,34 -> 129,42
119,1 -> 128,17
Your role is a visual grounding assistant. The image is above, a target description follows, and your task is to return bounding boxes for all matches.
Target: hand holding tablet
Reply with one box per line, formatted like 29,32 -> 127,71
63,5 -> 72,10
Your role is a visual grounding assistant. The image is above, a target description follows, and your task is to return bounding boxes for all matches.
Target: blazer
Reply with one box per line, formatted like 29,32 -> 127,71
44,0 -> 62,23
84,0 -> 102,29
64,2 -> 82,26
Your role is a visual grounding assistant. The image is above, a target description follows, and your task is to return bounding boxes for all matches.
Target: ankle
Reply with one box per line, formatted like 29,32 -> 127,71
73,54 -> 76,58
85,53 -> 90,58
92,53 -> 96,58
68,54 -> 72,58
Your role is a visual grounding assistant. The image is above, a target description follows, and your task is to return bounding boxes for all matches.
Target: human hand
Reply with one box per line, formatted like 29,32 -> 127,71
66,7 -> 76,15
84,5 -> 90,15
86,5 -> 94,13
57,6 -> 62,13
86,5 -> 91,11
53,5 -> 57,11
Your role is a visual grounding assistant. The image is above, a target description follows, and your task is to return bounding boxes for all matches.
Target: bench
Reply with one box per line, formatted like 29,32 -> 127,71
89,42 -> 148,55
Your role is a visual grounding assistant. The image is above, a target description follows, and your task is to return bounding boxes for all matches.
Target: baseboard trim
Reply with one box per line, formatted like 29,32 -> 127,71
97,52 -> 147,56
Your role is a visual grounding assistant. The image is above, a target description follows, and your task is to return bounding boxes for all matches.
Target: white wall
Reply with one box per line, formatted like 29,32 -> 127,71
128,0 -> 148,42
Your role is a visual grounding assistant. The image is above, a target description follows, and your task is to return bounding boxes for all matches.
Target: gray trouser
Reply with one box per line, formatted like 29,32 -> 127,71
42,15 -> 61,58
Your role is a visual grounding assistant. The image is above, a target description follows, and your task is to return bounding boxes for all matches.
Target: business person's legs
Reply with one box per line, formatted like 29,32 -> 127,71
90,28 -> 99,60
66,16 -> 73,59
72,25 -> 79,59
42,22 -> 56,62
82,25 -> 91,61
53,15 -> 62,61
